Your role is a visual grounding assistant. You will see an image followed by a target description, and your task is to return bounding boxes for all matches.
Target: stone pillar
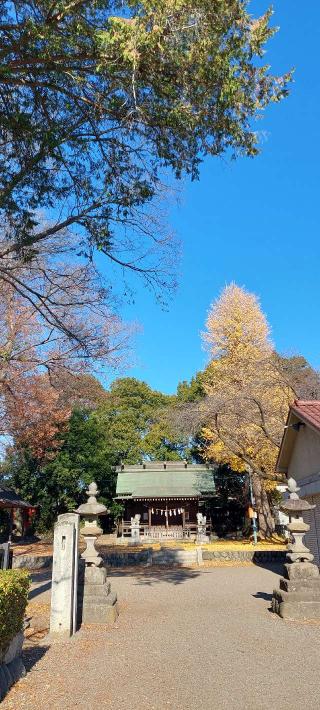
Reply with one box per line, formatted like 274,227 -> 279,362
196,512 -> 209,543
272,478 -> 320,620
76,482 -> 118,625
130,514 -> 141,542
49,513 -> 79,638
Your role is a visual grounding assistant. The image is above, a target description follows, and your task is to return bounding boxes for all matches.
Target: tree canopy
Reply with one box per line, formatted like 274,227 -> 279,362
4,376 -> 190,529
173,284 -> 320,535
0,0 -> 290,298
0,1 -> 291,439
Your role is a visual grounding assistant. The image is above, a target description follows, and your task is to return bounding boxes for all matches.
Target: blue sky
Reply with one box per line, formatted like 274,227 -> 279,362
109,1 -> 320,394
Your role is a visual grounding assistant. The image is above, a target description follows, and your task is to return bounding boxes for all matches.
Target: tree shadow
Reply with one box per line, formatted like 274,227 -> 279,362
109,566 -> 201,586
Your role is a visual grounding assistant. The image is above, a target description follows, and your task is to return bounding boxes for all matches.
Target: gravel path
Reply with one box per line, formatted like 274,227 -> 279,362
3,564 -> 320,710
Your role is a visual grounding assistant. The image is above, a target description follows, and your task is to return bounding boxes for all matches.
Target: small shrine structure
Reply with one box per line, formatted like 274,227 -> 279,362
0,484 -> 36,538
115,461 -> 216,540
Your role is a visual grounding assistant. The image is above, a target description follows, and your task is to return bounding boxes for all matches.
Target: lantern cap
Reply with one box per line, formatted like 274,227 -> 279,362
75,482 -> 107,516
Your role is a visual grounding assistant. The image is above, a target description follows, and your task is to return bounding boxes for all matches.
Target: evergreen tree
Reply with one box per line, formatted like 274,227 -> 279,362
3,377 -> 190,530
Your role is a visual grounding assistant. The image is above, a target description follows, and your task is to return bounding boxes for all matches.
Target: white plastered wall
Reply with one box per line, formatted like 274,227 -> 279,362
287,425 -> 320,482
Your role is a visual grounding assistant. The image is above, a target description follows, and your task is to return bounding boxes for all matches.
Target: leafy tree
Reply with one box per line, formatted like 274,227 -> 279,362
273,354 -> 320,400
5,408 -> 118,531
0,1 -> 291,446
0,1 -> 290,301
96,377 -> 189,462
174,284 -> 320,537
4,377 -> 190,530
0,251 -> 132,447
206,465 -> 247,537
176,373 -> 205,403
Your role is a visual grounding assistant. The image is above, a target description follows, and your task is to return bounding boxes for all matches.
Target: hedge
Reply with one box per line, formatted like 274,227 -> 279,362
0,570 -> 30,652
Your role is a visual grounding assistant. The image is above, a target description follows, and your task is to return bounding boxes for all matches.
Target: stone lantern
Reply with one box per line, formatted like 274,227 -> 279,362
76,482 -> 118,625
76,482 -> 106,567
272,477 -> 320,620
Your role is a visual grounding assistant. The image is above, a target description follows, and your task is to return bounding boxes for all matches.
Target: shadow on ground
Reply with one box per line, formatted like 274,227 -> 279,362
29,581 -> 52,600
23,645 -> 49,673
109,566 -> 201,586
29,569 -> 52,600
253,560 -> 284,575
252,591 -> 273,601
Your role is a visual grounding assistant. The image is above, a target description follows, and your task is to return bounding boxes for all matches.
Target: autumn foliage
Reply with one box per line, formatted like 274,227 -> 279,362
201,284 -> 291,477
0,245 -> 132,458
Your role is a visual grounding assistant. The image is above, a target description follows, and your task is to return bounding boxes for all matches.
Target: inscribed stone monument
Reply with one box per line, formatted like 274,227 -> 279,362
50,512 -> 79,637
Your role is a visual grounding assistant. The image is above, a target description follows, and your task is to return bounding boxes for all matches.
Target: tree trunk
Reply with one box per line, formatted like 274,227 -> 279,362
252,473 -> 275,538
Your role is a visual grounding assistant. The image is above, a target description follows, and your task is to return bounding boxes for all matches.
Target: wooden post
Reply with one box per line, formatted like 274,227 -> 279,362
148,507 -> 151,529
2,542 -> 10,570
8,509 -> 13,543
182,508 -> 185,532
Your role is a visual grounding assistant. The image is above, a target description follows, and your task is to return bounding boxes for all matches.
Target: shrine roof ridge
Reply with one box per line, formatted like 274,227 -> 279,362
116,461 -> 216,472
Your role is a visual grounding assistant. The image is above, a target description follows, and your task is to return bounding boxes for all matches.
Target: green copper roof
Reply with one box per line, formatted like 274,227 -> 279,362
115,463 -> 216,499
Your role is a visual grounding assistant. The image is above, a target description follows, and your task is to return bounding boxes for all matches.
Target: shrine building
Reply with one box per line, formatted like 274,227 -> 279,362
115,461 -> 216,540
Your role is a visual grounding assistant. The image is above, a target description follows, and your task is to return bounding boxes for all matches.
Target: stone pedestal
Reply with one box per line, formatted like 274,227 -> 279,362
272,478 -> 320,621
130,514 -> 141,542
78,562 -> 118,624
196,513 -> 209,544
76,482 -> 118,626
272,562 -> 320,620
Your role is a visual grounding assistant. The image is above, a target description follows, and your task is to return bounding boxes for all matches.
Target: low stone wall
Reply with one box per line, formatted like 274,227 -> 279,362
12,554 -> 53,570
152,549 -> 200,566
11,547 -> 286,571
103,549 -> 152,567
202,550 -> 286,563
103,548 -> 286,567
0,631 -> 25,701
102,547 -> 200,567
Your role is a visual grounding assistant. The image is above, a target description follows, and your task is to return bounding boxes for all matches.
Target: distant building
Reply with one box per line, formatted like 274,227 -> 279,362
115,461 -> 216,540
0,484 -> 36,537
276,400 -> 320,563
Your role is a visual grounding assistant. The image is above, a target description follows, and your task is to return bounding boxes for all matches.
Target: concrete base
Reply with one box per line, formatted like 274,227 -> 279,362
0,633 -> 26,701
80,599 -> 119,625
272,561 -> 320,620
77,561 -> 118,626
272,589 -> 320,620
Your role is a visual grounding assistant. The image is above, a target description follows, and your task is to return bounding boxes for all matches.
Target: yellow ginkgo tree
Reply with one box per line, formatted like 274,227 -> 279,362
200,284 -> 309,537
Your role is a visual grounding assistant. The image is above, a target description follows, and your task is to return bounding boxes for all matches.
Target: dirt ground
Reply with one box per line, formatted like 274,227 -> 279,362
3,564 -> 320,710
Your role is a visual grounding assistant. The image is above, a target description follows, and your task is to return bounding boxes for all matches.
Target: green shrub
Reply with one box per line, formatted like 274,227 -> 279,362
0,570 -> 30,651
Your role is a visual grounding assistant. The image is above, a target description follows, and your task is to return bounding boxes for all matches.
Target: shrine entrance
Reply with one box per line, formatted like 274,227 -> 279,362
148,503 -> 186,530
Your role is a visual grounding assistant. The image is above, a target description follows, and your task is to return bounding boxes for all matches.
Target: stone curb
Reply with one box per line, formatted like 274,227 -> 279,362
202,550 -> 286,562
103,548 -> 199,568
0,633 -> 26,702
12,554 -> 53,570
